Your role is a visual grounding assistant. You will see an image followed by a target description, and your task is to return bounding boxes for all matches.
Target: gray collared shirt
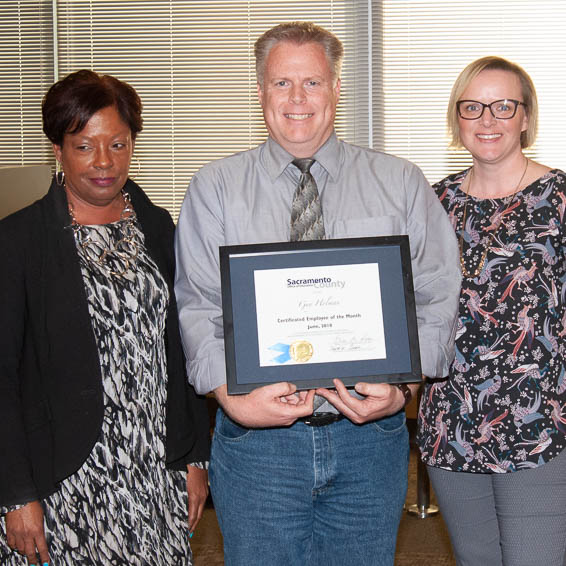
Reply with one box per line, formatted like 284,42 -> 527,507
175,133 -> 460,396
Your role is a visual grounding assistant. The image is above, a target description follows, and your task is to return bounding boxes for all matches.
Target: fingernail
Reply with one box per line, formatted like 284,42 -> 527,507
189,531 -> 194,539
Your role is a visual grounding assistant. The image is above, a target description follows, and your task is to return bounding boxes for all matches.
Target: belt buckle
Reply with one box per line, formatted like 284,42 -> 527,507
301,412 -> 343,427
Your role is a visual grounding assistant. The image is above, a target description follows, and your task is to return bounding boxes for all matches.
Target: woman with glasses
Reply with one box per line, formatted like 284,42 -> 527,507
418,56 -> 566,566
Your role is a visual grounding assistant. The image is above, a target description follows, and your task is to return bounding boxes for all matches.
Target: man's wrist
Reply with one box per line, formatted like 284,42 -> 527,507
392,383 -> 413,407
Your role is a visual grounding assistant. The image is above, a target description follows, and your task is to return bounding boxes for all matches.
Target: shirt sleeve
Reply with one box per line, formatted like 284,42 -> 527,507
175,170 -> 228,395
404,163 -> 461,378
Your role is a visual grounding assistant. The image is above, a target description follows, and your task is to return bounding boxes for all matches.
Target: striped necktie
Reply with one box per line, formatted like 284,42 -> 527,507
290,158 -> 325,241
290,158 -> 328,411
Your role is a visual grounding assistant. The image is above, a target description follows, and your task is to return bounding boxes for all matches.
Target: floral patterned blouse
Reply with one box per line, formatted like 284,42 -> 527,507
418,168 -> 566,473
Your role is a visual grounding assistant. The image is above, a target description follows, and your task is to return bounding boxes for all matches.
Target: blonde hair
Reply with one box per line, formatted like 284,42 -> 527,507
254,22 -> 343,87
447,56 -> 538,149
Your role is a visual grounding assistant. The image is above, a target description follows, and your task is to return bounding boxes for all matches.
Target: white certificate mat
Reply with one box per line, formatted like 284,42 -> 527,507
254,263 -> 386,366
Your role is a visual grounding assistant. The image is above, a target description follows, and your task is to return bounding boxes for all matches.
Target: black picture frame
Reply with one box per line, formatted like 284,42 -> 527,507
220,236 -> 421,394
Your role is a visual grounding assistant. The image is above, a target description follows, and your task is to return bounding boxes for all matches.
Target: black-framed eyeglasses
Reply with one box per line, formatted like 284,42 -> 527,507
456,99 -> 526,120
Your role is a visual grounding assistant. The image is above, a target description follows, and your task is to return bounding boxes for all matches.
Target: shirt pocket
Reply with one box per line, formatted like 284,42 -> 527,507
331,215 -> 402,238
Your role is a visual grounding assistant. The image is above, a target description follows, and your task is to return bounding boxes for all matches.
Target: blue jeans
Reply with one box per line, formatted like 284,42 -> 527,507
209,408 -> 409,566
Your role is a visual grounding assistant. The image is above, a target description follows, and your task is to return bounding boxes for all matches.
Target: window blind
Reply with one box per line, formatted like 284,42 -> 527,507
380,0 -> 566,184
55,0 -> 370,219
2,1 -> 565,213
0,0 -> 53,167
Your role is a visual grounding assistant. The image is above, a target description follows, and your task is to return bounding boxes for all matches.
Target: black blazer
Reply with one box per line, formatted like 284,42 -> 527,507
0,178 -> 210,507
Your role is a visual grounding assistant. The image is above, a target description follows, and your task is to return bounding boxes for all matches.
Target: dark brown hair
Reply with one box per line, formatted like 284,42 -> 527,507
42,69 -> 143,146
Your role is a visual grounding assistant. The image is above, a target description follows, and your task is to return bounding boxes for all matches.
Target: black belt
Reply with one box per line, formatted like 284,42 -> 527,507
299,412 -> 344,427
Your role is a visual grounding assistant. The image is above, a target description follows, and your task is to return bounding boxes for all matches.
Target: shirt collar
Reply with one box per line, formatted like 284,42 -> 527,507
262,131 -> 343,182
312,132 -> 341,181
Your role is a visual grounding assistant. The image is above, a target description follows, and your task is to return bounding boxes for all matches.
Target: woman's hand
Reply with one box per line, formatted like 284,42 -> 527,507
186,465 -> 209,535
5,500 -> 50,565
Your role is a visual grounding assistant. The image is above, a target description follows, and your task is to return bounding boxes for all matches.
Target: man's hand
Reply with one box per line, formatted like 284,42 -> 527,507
186,465 -> 209,535
214,382 -> 315,428
5,500 -> 50,565
316,379 -> 419,424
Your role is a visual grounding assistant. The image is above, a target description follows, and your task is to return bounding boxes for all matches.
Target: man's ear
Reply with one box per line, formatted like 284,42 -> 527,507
334,78 -> 341,104
257,82 -> 264,108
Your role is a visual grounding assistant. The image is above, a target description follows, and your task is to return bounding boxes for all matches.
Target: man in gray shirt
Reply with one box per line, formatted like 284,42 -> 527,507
175,21 -> 460,566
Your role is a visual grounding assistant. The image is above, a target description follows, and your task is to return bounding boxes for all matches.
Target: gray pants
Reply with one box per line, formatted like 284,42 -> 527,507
427,448 -> 566,566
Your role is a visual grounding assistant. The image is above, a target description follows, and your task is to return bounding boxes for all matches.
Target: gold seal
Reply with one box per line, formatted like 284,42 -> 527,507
289,340 -> 314,363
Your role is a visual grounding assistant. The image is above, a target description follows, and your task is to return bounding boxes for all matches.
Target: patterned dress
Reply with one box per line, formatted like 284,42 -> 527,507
419,169 -> 566,473
1,216 -> 194,565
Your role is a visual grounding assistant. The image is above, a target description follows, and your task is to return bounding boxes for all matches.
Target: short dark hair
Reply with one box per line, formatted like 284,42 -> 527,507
254,22 -> 343,87
42,69 -> 143,146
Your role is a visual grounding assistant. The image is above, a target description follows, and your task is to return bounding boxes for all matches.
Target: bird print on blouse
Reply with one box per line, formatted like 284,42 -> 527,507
419,169 -> 566,473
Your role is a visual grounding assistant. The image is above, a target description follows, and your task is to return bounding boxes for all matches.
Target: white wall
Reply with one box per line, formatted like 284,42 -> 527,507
0,165 -> 52,220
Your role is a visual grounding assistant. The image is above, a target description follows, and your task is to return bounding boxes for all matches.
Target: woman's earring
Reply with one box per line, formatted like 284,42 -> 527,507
55,161 -> 65,186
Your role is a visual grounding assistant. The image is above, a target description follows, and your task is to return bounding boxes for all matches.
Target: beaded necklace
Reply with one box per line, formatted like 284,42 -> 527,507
69,190 -> 139,278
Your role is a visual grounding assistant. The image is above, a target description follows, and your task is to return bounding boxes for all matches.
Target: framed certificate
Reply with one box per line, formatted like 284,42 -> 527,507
220,236 -> 421,394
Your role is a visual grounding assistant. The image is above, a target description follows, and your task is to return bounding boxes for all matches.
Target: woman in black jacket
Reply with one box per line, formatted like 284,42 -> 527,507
0,70 -> 210,565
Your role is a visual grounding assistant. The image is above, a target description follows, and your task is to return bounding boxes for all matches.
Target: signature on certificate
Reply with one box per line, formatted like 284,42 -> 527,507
330,335 -> 375,352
